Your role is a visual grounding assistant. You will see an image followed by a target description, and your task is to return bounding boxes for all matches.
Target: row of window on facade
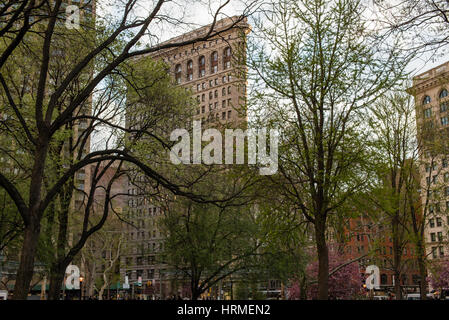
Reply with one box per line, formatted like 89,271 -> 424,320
175,47 -> 232,83
198,99 -> 234,114
197,86 -> 233,102
425,158 -> 449,172
422,88 -> 449,105
431,246 -> 445,259
428,216 -> 449,228
425,172 -> 449,185
427,201 -> 449,215
196,74 -> 233,92
200,110 -> 233,124
129,229 -> 161,241
429,231 -> 447,243
125,268 -> 166,280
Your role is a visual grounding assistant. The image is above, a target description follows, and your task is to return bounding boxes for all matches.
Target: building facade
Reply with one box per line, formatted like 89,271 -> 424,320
407,61 -> 449,285
119,16 -> 250,299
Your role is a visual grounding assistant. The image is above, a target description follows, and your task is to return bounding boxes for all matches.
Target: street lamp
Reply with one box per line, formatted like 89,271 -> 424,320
79,276 -> 84,301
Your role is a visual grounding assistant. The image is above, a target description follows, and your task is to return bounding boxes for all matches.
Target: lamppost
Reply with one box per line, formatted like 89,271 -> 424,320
79,276 -> 84,301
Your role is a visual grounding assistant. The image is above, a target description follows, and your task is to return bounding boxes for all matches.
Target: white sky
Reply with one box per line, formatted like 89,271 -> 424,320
96,0 -> 449,76
90,0 -> 449,149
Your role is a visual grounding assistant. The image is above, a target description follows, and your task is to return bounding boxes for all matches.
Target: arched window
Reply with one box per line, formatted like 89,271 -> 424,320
175,64 -> 182,84
440,89 -> 449,99
214,90 -> 218,98
199,56 -> 205,77
223,47 -> 231,69
211,51 -> 218,74
423,95 -> 431,105
222,87 -> 226,96
186,60 -> 193,81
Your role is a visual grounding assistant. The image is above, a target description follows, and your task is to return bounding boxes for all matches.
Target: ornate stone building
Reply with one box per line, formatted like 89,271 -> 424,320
119,16 -> 250,299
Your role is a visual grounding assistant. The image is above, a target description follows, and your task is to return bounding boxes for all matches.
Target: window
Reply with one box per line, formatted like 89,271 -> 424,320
424,108 -> 432,118
199,56 -> 205,77
223,47 -> 231,69
437,217 -> 442,227
222,75 -> 227,83
201,106 -> 205,113
202,82 -> 206,89
380,274 -> 387,285
440,89 -> 449,99
209,103 -> 212,111
175,64 -> 181,84
432,247 -> 437,259
187,60 -> 193,80
438,232 -> 443,242
214,90 -> 218,98
441,116 -> 449,126
440,246 -> 445,257
429,218 -> 435,228
227,110 -> 231,119
222,100 -> 226,108
211,51 -> 218,73
228,86 -> 231,94
209,91 -> 213,100
441,101 -> 449,112
201,94 -> 205,102
431,233 -> 436,242
423,95 -> 431,105
222,87 -> 226,96
222,112 -> 226,120
196,84 -> 200,91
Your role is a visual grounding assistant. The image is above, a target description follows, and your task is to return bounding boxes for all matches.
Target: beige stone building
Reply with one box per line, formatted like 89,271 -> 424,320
152,16 -> 249,127
120,16 -> 250,299
408,61 -> 449,266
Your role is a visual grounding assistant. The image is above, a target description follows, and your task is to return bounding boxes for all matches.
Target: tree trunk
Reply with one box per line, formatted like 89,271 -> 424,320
315,221 -> 329,300
13,141 -> 49,299
48,266 -> 65,300
392,215 -> 402,300
417,242 -> 427,300
299,274 -> 307,300
12,222 -> 40,299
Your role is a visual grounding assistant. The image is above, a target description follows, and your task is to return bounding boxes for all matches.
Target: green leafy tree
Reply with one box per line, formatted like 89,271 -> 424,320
247,0 -> 409,299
